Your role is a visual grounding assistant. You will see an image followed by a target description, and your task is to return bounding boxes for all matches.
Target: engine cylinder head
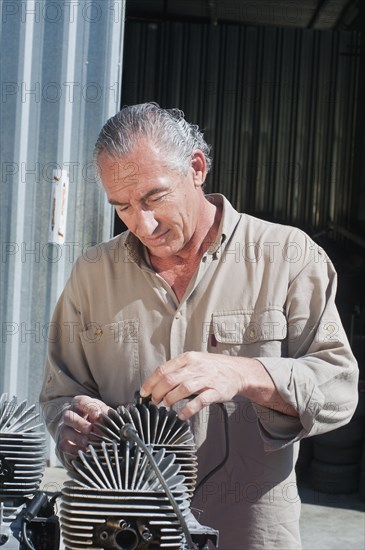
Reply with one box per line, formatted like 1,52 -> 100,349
60,402 -> 198,549
0,393 -> 45,501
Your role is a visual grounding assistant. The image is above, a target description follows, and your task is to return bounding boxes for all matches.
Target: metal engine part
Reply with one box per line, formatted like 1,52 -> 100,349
60,401 -> 218,549
0,393 -> 59,550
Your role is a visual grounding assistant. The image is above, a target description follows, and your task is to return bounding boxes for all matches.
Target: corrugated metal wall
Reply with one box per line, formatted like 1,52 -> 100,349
121,21 -> 360,232
0,0 -> 125,421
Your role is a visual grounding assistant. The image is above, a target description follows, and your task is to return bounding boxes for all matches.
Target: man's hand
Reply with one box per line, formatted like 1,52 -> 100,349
56,395 -> 110,457
140,351 -> 298,419
140,351 -> 251,420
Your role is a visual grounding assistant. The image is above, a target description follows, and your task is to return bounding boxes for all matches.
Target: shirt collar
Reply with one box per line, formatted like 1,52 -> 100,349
204,193 -> 241,256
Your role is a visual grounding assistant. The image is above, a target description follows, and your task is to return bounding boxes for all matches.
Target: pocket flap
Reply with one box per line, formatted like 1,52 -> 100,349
212,309 -> 287,344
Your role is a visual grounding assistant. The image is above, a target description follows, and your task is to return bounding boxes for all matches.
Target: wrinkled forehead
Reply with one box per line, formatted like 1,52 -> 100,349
97,133 -> 190,176
97,139 -> 188,188
97,152 -> 174,185
96,147 -> 183,200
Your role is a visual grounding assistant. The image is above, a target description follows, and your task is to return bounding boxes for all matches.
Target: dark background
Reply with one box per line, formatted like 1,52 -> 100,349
116,0 -> 365,378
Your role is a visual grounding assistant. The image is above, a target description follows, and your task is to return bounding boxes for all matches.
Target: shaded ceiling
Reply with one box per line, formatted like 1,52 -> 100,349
127,0 -> 361,30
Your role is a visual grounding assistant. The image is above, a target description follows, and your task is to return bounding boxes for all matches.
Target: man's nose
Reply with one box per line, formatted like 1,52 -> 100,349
134,209 -> 158,237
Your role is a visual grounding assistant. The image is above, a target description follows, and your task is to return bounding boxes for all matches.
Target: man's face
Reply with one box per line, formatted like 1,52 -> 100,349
97,139 -> 207,259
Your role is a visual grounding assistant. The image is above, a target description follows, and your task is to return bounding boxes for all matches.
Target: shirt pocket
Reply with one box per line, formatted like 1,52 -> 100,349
79,319 -> 140,397
209,309 -> 288,357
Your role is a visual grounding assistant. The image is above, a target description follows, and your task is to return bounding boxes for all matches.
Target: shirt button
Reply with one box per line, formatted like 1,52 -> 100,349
175,312 -> 181,319
95,328 -> 103,337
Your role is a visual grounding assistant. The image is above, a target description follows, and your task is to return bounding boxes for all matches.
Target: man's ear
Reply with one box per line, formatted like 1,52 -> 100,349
191,150 -> 207,187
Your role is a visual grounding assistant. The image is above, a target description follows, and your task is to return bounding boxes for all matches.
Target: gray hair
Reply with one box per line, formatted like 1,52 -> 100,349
94,102 -> 212,175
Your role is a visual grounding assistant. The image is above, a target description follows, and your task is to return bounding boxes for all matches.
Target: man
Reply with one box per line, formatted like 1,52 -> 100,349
40,102 -> 358,549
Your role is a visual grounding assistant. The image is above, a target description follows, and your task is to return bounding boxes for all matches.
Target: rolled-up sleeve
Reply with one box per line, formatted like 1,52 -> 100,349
254,246 -> 358,451
39,259 -> 101,441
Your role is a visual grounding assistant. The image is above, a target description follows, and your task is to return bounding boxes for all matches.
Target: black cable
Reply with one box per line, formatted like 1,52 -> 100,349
49,491 -> 62,507
21,521 -> 36,550
21,491 -> 50,550
120,424 -> 196,550
195,403 -> 230,494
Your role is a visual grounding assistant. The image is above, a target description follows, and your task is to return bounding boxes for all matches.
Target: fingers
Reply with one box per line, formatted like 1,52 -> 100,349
57,395 -> 110,458
70,395 -> 110,421
178,389 -> 220,420
57,421 -> 90,456
63,407 -> 92,434
140,351 -> 245,420
141,352 -> 221,408
140,352 -> 192,399
154,372 -> 206,406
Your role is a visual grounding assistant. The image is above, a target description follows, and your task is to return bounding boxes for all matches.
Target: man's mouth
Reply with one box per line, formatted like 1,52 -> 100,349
144,230 -> 169,245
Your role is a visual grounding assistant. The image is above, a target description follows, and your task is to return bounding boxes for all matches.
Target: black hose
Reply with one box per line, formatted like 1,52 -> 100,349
21,521 -> 36,550
195,403 -> 230,494
21,491 -> 50,550
120,424 -> 196,550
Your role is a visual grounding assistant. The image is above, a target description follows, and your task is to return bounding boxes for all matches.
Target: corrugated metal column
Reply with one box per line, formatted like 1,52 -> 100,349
5,0 -> 37,397
52,1 -> 80,307
0,0 -> 125,462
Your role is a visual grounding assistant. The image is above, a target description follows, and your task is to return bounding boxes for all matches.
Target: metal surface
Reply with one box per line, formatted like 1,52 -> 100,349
0,1 -> 125,424
60,403 -> 200,549
0,393 -> 47,549
0,393 -> 45,499
121,20 -> 360,233
127,0 -> 359,30
97,404 -> 198,498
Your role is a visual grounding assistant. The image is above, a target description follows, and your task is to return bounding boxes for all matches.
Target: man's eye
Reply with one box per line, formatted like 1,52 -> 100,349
118,205 -> 129,213
151,194 -> 165,203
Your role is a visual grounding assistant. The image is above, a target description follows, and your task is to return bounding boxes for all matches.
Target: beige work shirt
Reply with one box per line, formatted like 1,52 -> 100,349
40,194 -> 358,550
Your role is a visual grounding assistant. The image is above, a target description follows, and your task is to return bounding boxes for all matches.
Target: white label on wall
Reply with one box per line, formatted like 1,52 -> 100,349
48,169 -> 69,244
